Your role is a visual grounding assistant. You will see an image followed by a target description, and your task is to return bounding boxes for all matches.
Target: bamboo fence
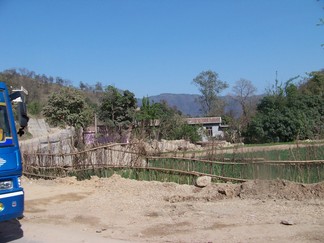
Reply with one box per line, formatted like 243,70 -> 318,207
22,142 -> 324,184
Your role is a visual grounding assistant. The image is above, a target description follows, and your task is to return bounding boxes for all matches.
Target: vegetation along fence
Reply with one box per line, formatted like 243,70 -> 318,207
147,157 -> 324,184
22,142 -> 324,184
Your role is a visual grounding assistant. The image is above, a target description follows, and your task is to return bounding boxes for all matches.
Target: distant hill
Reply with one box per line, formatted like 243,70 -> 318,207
0,68 -> 262,118
137,93 -> 263,117
145,93 -> 201,116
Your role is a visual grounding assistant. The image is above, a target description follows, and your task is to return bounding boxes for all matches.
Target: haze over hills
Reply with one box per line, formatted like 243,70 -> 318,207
137,93 -> 262,117
147,93 -> 201,116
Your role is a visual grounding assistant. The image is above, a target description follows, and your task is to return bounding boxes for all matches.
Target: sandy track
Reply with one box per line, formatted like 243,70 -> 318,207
1,175 -> 323,243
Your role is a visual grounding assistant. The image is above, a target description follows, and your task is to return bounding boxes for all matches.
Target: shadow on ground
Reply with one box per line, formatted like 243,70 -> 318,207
0,219 -> 23,243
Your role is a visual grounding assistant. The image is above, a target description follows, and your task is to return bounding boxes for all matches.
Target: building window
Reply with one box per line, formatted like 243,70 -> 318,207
206,126 -> 213,137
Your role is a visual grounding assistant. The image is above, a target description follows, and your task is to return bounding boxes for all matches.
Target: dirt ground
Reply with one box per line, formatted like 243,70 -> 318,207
0,175 -> 323,243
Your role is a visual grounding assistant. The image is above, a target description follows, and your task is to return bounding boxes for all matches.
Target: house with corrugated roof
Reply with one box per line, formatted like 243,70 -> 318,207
185,117 -> 228,141
84,116 -> 228,144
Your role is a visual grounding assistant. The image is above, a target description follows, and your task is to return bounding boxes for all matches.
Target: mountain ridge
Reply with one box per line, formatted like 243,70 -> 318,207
137,93 -> 262,117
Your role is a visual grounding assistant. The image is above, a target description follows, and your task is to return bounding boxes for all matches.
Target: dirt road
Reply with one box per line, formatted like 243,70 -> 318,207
1,175 -> 323,243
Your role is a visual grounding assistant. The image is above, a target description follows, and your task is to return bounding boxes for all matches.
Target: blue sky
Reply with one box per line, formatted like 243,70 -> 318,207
0,0 -> 323,98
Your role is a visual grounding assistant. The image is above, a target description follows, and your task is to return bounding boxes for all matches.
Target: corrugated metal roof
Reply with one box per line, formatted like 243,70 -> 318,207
185,117 -> 222,125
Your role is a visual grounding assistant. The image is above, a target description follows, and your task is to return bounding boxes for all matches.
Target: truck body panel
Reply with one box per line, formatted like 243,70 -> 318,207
0,82 -> 26,222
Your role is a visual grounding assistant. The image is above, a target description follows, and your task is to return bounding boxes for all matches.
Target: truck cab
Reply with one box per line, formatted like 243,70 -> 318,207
0,82 -> 28,222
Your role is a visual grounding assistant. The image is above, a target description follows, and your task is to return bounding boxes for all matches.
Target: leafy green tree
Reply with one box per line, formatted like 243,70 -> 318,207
42,87 -> 93,129
192,70 -> 228,116
94,82 -> 103,91
155,102 -> 183,138
166,123 -> 201,143
244,80 -> 299,143
55,77 -> 65,86
135,97 -> 162,138
135,99 -> 201,142
79,81 -> 87,90
299,70 -> 324,96
151,102 -> 201,143
244,74 -> 324,143
98,85 -> 137,132
28,101 -> 42,116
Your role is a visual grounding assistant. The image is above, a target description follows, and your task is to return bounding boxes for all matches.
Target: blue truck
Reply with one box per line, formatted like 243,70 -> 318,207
0,82 -> 28,222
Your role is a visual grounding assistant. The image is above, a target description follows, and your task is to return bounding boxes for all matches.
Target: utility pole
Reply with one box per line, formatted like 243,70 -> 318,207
95,113 -> 97,135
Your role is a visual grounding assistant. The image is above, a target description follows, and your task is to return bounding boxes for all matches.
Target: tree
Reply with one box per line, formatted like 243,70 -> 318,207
28,101 -> 42,116
232,79 -> 257,119
151,101 -> 177,139
192,70 -> 228,116
98,85 -> 137,133
243,74 -> 324,143
42,87 -> 93,129
135,97 -> 161,139
299,70 -> 324,96
135,99 -> 201,142
55,77 -> 64,86
166,122 -> 201,143
79,81 -> 87,90
227,79 -> 257,142
95,82 -> 103,92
